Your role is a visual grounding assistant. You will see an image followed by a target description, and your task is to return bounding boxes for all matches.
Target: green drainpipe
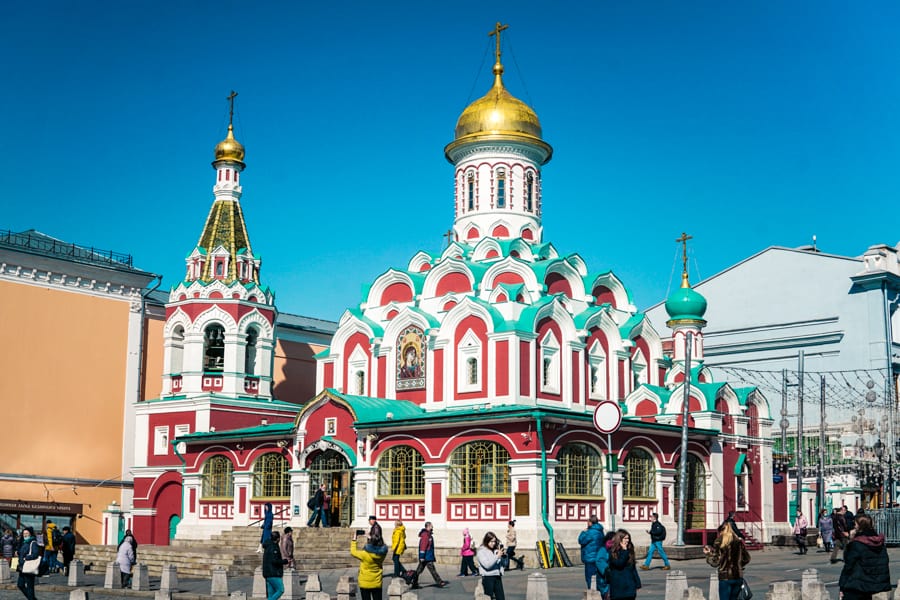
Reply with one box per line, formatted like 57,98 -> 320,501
171,440 -> 187,538
534,412 -> 555,565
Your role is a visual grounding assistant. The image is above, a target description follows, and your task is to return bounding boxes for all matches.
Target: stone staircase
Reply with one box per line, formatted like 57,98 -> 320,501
73,526 -> 358,578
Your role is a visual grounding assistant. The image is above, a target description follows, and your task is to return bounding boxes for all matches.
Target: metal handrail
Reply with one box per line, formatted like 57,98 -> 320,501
0,229 -> 133,267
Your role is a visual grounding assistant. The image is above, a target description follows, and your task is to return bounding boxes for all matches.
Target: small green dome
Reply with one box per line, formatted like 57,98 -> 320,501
665,285 -> 707,321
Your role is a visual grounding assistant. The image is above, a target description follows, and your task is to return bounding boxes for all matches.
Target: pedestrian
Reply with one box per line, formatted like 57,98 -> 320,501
459,527 -> 477,576
830,507 -> 849,563
60,526 -> 76,576
321,492 -> 331,527
703,523 -> 750,600
115,531 -> 136,589
279,527 -> 294,569
2,528 -> 16,564
577,515 -> 608,594
818,509 -> 833,552
350,529 -> 388,600
43,520 -> 63,574
15,526 -> 40,600
390,519 -> 407,578
476,531 -> 506,600
607,529 -> 641,600
413,521 -> 449,589
793,510 -> 809,555
260,502 -> 274,549
262,530 -> 287,600
843,505 -> 856,532
504,520 -> 523,570
838,514 -> 892,600
640,512 -> 670,570
307,485 -> 325,527
369,515 -> 382,540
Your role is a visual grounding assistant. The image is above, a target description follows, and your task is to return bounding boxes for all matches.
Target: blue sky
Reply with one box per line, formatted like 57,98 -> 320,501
4,1 -> 899,321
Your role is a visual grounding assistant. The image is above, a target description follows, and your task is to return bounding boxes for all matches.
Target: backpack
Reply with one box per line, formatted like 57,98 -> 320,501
306,497 -> 317,510
51,528 -> 62,548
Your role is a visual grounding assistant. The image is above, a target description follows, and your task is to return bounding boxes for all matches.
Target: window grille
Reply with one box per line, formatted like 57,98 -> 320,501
202,455 -> 234,498
253,452 -> 290,498
449,441 -> 510,495
377,445 -> 425,496
204,324 -> 225,372
557,443 -> 603,496
623,448 -> 656,499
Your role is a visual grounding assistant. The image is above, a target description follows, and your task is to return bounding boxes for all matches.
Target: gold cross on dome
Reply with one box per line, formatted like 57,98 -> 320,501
675,232 -> 693,286
488,22 -> 509,64
227,90 -> 238,126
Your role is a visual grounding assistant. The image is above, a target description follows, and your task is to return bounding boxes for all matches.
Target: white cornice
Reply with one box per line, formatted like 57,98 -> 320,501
0,262 -> 144,300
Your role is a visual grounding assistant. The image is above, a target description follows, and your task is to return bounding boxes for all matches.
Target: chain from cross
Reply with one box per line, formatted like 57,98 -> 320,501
227,91 -> 238,125
488,22 -> 509,64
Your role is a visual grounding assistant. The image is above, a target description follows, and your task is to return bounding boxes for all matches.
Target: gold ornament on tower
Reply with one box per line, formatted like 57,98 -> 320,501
214,91 -> 245,165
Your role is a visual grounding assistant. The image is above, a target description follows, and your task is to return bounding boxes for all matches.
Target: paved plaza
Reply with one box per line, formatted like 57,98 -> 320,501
1,546 -> 898,600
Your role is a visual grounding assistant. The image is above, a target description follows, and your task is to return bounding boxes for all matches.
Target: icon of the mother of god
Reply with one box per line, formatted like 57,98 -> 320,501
399,344 -> 422,379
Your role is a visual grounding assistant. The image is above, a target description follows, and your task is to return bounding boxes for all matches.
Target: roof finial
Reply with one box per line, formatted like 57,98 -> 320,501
488,22 -> 509,79
227,90 -> 238,127
675,232 -> 693,288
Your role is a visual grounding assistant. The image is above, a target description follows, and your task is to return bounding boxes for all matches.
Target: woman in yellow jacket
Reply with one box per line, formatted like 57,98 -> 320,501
390,520 -> 407,578
351,530 -> 389,600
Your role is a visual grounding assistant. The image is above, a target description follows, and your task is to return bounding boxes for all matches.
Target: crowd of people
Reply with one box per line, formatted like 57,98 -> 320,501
3,520 -> 78,600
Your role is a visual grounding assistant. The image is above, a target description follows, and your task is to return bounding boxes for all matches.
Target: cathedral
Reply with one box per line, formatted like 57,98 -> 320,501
131,26 -> 781,550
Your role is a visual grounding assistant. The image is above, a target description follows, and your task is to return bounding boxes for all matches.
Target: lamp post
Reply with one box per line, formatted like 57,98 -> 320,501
875,439 -> 885,508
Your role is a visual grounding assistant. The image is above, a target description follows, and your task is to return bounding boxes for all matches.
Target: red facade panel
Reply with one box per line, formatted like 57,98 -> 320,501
519,341 -> 530,396
495,341 -> 508,397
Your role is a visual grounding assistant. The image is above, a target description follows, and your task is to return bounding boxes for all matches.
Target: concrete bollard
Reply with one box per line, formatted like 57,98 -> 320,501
133,563 -> 151,591
155,592 -> 173,600
104,562 -> 122,589
665,569 -> 689,600
767,581 -> 802,600
68,559 -> 86,587
708,571 -> 719,600
387,576 -> 409,599
801,568 -> 820,596
337,574 -> 358,600
230,593 -> 248,600
526,572 -> 549,600
305,572 -> 322,592
306,594 -> 332,600
282,568 -> 304,600
251,566 -> 266,599
68,590 -> 90,600
160,564 -> 179,593
0,560 -> 10,582
211,565 -> 229,596
401,592 -> 419,600
684,587 -> 706,600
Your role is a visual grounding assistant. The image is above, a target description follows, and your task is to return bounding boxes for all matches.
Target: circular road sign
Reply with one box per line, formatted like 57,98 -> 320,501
593,401 -> 622,434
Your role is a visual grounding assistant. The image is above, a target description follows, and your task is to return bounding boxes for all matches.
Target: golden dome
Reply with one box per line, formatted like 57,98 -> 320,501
446,61 -> 552,162
214,124 -> 245,165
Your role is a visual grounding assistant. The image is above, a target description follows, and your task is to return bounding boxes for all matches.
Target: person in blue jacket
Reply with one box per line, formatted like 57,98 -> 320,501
577,515 -> 609,595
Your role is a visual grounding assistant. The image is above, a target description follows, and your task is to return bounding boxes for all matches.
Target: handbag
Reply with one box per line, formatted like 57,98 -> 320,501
737,577 -> 753,600
799,527 -> 808,536
22,557 -> 42,575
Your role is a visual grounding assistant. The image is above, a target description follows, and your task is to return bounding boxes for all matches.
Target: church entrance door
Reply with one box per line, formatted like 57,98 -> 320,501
308,449 -> 353,527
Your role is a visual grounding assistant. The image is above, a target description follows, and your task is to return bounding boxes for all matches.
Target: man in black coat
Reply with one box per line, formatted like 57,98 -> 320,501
830,507 -> 849,563
838,514 -> 891,599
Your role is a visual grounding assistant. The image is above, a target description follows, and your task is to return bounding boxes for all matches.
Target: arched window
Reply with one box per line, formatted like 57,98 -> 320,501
674,453 -> 706,529
557,443 -> 603,496
496,169 -> 506,208
457,329 -> 482,393
735,459 -> 749,511
632,350 -> 648,388
245,326 -> 258,375
355,370 -> 366,395
467,172 -> 475,211
540,331 -> 560,394
526,172 -> 534,211
377,445 -> 425,497
202,455 -> 234,498
170,325 -> 185,374
588,340 -> 607,400
623,448 -> 656,499
449,441 -> 509,495
253,452 -> 290,498
204,324 -> 225,372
